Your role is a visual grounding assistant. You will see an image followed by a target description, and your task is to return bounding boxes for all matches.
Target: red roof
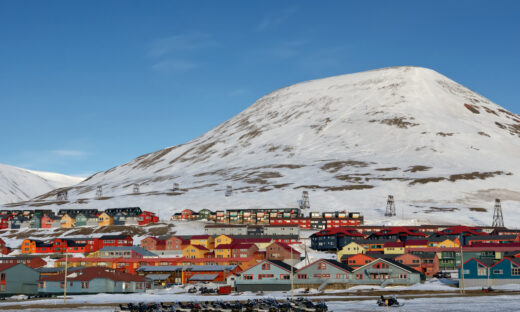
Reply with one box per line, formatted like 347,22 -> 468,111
384,242 -> 405,248
215,243 -> 255,250
234,238 -> 273,243
0,263 -> 18,272
189,245 -> 209,251
268,242 -> 301,255
405,240 -> 429,246
436,226 -> 488,236
191,235 -> 211,239
373,227 -> 427,237
312,227 -> 364,237
39,267 -> 147,282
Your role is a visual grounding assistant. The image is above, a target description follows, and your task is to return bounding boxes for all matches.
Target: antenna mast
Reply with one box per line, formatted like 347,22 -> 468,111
385,195 -> 396,217
96,186 -> 103,198
492,198 -> 504,227
298,191 -> 310,209
225,185 -> 232,197
133,184 -> 140,193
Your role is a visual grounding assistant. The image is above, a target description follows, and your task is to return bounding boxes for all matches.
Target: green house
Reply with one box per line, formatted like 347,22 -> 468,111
0,263 -> 40,296
30,215 -> 41,229
197,209 -> 213,220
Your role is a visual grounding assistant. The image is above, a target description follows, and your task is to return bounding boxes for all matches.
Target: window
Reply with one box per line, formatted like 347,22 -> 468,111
493,269 -> 503,275
258,274 -> 274,280
280,274 -> 290,280
242,274 -> 253,280
60,281 -> 65,288
0,285 -> 5,292
478,267 -> 487,276
297,274 -> 307,279
512,267 -> 520,276
355,274 -> 363,280
261,263 -> 271,270
0,273 -> 5,281
38,282 -> 45,288
398,274 -> 408,279
317,262 -> 327,270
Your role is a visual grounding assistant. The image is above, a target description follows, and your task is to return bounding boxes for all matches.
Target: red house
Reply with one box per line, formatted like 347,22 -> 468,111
165,236 -> 189,250
0,239 -> 10,255
180,209 -> 195,220
0,217 -> 10,230
40,215 -> 54,229
141,237 -> 166,251
138,211 -> 159,226
94,235 -> 133,251
340,253 -> 374,268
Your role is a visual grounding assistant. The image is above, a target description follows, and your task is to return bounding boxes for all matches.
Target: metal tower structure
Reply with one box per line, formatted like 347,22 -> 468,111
133,184 -> 140,193
225,185 -> 232,197
57,190 -> 68,201
298,191 -> 310,209
172,183 -> 179,192
385,195 -> 396,217
492,198 -> 504,227
96,186 -> 103,198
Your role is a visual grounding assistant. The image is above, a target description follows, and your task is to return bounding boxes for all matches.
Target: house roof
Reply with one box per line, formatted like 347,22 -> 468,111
232,238 -> 273,243
405,240 -> 429,246
137,265 -> 183,272
466,235 -> 518,241
436,226 -> 488,236
270,242 -> 301,255
190,235 -> 211,239
0,263 -> 18,272
310,227 -> 364,237
188,273 -> 219,281
99,235 -> 131,240
39,267 -> 148,282
372,227 -> 427,237
427,235 -> 457,242
187,245 -> 209,251
365,252 -> 398,259
384,242 -> 405,248
268,260 -> 294,272
145,274 -> 171,280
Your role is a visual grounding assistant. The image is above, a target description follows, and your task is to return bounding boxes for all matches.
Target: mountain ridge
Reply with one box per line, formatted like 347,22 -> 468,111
5,66 -> 520,226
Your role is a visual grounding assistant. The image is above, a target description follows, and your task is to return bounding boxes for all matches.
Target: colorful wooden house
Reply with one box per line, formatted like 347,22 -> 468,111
340,253 -> 374,268
214,234 -> 234,248
138,211 -> 159,226
40,214 -> 54,229
38,267 -> 152,294
75,213 -> 98,227
295,259 -> 353,290
266,242 -> 301,265
196,209 -> 213,220
141,237 -> 166,251
0,263 -> 40,295
180,209 -> 196,220
98,212 -> 114,227
189,235 -> 215,250
337,241 -> 366,260
404,240 -> 429,249
427,236 -> 459,248
183,245 -> 209,259
352,258 -> 421,286
60,214 -> 75,228
214,244 -> 233,258
383,242 -> 405,254
29,214 -> 41,229
165,236 -> 189,250
236,260 -> 294,291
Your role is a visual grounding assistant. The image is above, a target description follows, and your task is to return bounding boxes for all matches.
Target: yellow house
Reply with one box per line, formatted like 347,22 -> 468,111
60,214 -> 75,228
214,234 -> 233,248
383,242 -> 405,254
189,235 -> 214,250
98,212 -> 113,227
214,244 -> 233,258
404,240 -> 429,249
337,242 -> 366,260
183,244 -> 209,259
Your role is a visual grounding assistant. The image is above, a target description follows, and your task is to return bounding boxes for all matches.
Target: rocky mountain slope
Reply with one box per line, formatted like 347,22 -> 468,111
0,163 -> 84,204
6,66 -> 520,226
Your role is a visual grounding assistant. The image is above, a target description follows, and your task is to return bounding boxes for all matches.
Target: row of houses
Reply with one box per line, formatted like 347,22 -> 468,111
310,226 -> 520,251
459,256 -> 520,287
172,208 -> 363,229
0,263 -> 153,296
21,235 -> 133,254
0,207 -> 159,230
236,258 -> 421,291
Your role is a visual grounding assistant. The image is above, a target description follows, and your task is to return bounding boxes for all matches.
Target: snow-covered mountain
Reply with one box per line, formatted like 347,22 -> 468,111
0,163 -> 84,204
8,66 -> 520,226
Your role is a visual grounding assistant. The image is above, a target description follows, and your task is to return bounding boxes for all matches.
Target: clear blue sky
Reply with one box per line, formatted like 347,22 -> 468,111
1,1 -> 519,177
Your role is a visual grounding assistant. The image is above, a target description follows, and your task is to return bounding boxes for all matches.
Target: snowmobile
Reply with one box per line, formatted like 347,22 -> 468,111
377,295 -> 404,307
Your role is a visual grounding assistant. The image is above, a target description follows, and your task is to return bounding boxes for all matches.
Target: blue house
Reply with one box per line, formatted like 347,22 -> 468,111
38,267 -> 153,294
236,260 -> 294,292
294,259 -> 353,291
0,263 -> 40,296
459,257 -> 520,288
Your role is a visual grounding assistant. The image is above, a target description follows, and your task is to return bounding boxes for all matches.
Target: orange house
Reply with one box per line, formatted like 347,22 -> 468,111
60,214 -> 75,228
189,235 -> 215,250
183,244 -> 209,259
21,239 -> 37,254
98,212 -> 114,227
214,234 -> 233,248
340,253 -> 374,268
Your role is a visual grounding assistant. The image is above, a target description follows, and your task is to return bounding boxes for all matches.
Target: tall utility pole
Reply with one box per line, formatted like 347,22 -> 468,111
459,243 -> 465,294
298,191 -> 310,210
492,198 -> 504,227
225,185 -> 232,197
290,247 -> 294,300
63,253 -> 68,303
385,195 -> 396,217
96,186 -> 103,198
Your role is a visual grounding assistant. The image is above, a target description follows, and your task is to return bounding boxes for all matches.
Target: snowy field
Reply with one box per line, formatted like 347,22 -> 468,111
7,295 -> 520,311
